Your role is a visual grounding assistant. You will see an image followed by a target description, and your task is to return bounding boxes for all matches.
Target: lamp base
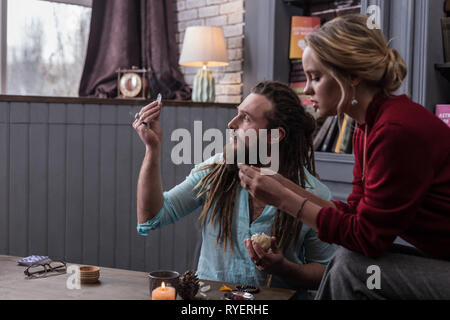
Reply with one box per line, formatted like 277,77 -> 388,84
192,66 -> 215,103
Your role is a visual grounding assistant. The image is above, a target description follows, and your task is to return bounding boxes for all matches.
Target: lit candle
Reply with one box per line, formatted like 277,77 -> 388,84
152,281 -> 176,300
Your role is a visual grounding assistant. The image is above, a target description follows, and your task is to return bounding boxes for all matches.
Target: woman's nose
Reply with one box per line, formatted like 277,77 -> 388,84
304,80 -> 313,96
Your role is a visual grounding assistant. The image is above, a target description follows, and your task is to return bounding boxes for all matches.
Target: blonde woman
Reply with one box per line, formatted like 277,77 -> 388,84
238,14 -> 450,299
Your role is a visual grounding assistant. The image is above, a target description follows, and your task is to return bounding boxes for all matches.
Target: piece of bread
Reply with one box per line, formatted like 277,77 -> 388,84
250,233 -> 271,251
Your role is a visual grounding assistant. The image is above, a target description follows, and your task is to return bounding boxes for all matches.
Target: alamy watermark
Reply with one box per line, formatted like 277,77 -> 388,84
66,265 -> 81,290
366,5 -> 381,30
170,121 -> 280,175
367,265 -> 381,290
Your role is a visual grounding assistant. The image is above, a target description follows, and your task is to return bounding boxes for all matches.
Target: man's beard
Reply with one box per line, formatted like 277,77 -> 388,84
223,129 -> 281,175
223,138 -> 271,169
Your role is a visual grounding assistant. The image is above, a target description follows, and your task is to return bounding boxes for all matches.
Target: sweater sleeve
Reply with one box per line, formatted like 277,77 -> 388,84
330,127 -> 365,214
316,122 -> 434,258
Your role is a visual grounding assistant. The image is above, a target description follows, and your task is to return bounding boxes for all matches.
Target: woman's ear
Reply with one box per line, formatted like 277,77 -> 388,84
350,75 -> 362,87
268,127 -> 286,144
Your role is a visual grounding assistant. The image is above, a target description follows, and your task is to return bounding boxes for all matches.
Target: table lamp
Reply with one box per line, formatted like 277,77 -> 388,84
179,26 -> 229,102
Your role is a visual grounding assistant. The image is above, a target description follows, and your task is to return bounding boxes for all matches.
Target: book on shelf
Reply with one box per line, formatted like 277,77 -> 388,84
289,16 -> 321,59
290,74 -> 307,82
313,116 -> 334,151
436,104 -> 450,127
290,61 -> 304,71
335,116 -> 356,154
441,17 -> 450,63
298,94 -> 314,105
290,81 -> 306,88
291,81 -> 306,95
334,114 -> 349,153
289,60 -> 306,82
321,116 -> 339,152
341,117 -> 356,154
331,129 -> 339,153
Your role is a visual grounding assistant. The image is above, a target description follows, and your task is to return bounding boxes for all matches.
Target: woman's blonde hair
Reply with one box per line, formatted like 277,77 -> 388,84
305,13 -> 407,113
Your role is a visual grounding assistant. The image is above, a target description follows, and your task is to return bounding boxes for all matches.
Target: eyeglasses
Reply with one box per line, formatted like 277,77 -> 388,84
24,260 -> 67,279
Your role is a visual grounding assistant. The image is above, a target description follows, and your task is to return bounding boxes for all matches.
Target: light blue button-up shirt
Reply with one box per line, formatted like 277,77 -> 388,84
138,153 -> 335,299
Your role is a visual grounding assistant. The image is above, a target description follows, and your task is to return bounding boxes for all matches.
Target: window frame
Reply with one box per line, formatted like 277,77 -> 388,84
0,0 -> 92,95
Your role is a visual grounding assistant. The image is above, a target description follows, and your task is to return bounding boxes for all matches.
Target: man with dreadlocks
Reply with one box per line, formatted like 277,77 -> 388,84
133,81 -> 335,299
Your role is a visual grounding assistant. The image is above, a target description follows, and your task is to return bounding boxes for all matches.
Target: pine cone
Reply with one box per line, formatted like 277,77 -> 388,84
178,270 -> 200,300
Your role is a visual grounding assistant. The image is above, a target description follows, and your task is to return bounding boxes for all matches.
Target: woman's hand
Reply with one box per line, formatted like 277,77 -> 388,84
132,100 -> 163,152
238,164 -> 287,208
244,236 -> 285,274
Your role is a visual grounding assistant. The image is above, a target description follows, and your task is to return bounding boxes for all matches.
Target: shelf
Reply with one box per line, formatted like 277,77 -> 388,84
435,63 -> 450,82
283,0 -> 333,10
315,152 -> 355,164
283,0 -> 307,9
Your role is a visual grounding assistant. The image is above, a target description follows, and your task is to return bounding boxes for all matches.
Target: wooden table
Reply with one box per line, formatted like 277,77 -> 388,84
0,255 -> 295,300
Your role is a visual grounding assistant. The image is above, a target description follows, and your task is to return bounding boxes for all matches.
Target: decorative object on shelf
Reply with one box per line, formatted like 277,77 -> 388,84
320,115 -> 339,153
178,270 -> 200,300
116,66 -> 151,99
179,26 -> 229,103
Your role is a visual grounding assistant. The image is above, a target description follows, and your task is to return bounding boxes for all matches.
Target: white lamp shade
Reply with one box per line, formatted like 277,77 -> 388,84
179,26 -> 229,67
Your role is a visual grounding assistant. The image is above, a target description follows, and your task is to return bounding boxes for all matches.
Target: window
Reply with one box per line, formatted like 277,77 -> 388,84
1,0 -> 92,97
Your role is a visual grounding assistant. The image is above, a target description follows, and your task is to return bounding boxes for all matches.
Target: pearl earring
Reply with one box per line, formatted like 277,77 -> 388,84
351,85 -> 358,106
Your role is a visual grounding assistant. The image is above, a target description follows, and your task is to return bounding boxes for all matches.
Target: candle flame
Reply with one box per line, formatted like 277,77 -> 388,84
161,281 -> 166,289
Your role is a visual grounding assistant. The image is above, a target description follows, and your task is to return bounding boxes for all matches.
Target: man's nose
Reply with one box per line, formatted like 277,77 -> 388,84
228,115 -> 239,129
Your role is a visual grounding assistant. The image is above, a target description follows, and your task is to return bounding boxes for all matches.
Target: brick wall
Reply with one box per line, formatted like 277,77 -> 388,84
174,0 -> 245,104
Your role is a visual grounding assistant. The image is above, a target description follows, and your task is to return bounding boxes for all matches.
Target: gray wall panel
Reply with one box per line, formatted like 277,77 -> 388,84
47,104 -> 66,259
65,106 -> 84,263
98,105 -> 117,267
9,102 -> 29,257
115,106 -> 133,270
0,102 -> 9,254
28,103 -> 48,256
2,100 -> 352,274
82,104 -> 101,266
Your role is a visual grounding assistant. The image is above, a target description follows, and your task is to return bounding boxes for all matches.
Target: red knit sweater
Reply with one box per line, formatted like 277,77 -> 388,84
317,94 -> 450,259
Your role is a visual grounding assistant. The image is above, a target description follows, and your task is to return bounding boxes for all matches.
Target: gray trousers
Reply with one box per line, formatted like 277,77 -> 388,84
315,245 -> 450,300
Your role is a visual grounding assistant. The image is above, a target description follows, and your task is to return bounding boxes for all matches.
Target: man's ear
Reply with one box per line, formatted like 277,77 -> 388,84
268,127 -> 286,144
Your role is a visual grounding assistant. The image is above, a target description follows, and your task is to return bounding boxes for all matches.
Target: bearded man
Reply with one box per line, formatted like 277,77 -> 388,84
133,81 -> 335,299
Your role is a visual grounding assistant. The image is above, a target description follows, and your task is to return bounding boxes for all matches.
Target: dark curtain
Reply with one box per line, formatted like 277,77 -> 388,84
79,0 -> 191,100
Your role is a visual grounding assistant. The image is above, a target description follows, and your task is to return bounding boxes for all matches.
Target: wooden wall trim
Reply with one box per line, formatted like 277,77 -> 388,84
0,94 -> 237,108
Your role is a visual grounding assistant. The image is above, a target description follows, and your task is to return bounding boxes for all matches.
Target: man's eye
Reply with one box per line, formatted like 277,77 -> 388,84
312,77 -> 320,82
